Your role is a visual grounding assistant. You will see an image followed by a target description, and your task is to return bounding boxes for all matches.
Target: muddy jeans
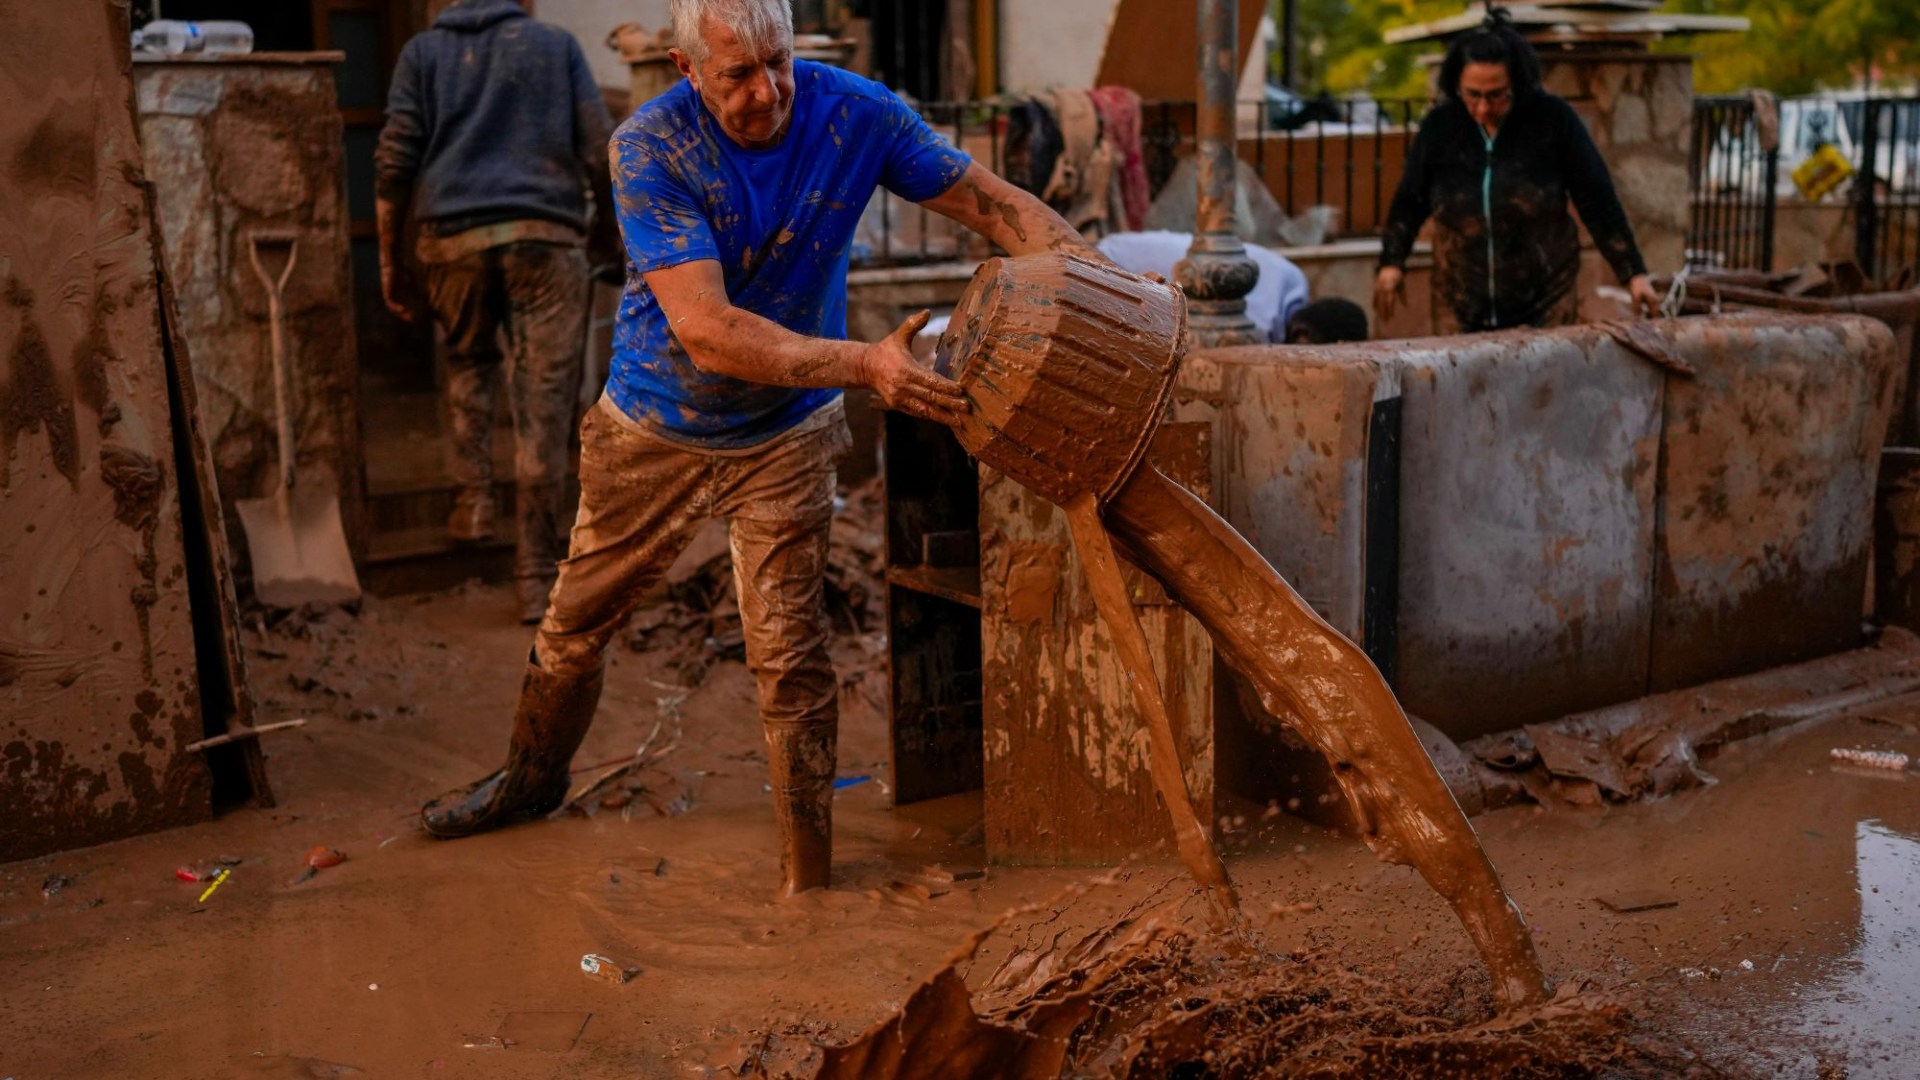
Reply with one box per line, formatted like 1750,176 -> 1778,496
535,397 -> 850,741
423,241 -> 589,584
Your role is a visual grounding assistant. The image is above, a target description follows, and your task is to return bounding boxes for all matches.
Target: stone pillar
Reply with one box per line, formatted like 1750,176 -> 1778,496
1176,0 -> 1261,348
1539,52 -> 1694,281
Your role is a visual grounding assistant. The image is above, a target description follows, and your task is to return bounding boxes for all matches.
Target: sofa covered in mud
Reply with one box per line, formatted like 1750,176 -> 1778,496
1173,312 -> 1899,742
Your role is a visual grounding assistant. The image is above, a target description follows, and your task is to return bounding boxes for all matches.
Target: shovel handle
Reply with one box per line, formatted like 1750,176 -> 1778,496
248,235 -> 300,493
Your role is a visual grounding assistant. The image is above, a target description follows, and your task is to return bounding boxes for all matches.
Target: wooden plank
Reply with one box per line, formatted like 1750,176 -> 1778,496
147,188 -> 274,807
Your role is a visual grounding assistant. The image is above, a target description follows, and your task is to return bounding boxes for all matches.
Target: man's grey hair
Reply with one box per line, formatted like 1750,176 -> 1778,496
671,0 -> 793,66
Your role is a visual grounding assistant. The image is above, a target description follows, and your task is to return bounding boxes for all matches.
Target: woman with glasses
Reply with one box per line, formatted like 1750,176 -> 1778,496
1374,9 -> 1660,332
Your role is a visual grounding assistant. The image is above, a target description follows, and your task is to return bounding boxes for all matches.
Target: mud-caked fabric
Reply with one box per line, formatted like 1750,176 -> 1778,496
1379,91 -> 1647,332
606,60 -> 970,450
424,242 -> 589,573
533,398 -> 850,692
374,0 -> 611,237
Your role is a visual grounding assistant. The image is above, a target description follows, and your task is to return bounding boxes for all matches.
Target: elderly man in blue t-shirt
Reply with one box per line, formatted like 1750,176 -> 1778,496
422,0 -> 1100,894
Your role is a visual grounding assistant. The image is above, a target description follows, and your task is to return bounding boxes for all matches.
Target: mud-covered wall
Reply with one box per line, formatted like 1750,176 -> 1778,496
2,1 -> 213,861
133,56 -> 365,581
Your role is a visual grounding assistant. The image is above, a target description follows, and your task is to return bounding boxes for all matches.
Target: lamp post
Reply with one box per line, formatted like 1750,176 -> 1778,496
1175,0 -> 1262,348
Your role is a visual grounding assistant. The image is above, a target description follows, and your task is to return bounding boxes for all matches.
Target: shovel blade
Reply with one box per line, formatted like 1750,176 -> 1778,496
235,487 -> 362,608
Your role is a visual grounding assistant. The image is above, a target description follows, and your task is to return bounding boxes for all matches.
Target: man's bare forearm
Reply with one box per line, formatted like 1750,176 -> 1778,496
672,296 -> 872,388
643,258 -> 961,423
922,163 -> 1109,262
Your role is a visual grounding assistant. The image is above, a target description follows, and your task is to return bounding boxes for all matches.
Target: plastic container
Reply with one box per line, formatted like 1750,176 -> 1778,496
134,19 -> 255,57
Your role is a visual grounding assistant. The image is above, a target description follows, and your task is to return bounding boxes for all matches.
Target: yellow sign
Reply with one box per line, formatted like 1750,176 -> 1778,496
1791,144 -> 1855,201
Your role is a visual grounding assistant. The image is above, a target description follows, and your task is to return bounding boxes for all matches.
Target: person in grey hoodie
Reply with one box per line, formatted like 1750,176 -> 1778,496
374,0 -> 615,624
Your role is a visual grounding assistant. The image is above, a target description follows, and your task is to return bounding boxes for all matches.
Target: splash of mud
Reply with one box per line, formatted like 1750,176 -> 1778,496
730,884 -> 1717,1080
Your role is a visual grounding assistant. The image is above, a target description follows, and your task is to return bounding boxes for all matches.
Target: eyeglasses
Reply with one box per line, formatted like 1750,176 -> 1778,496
1460,86 -> 1512,106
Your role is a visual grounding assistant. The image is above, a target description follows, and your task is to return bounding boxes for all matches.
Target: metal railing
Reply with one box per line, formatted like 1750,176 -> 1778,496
1856,97 -> 1920,285
855,96 -> 1428,267
1686,96 -> 1780,273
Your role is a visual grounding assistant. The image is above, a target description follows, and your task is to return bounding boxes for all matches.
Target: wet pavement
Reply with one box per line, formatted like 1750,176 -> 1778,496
0,582 -> 1916,1077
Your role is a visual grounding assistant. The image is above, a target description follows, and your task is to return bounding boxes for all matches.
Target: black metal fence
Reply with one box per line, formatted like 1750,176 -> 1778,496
856,96 -> 1427,267
1855,97 -> 1920,286
1686,96 -> 1780,273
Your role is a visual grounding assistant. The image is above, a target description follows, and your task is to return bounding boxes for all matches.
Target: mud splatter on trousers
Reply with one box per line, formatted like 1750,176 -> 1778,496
423,240 -> 589,588
536,397 -> 851,886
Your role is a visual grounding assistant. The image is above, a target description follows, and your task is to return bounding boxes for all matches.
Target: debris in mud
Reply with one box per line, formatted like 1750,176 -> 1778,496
730,885 -> 1720,1080
293,846 -> 346,885
195,867 -> 233,905
580,952 -> 640,985
1829,746 -> 1911,771
562,718 -> 680,815
1462,631 -> 1920,809
625,478 -> 886,688
41,873 -> 73,899
1594,890 -> 1680,915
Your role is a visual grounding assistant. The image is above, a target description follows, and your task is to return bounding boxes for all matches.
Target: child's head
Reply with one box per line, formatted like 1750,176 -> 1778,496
1286,298 -> 1370,344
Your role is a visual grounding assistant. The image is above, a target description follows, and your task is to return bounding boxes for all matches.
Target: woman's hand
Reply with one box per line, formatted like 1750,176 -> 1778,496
1373,266 -> 1406,322
1628,274 -> 1661,317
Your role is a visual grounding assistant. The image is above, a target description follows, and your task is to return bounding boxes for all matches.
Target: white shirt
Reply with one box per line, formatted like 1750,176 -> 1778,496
1096,230 -> 1309,344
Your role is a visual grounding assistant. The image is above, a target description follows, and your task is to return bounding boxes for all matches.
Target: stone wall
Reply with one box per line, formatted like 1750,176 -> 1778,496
135,56 -> 365,576
1540,53 -> 1694,280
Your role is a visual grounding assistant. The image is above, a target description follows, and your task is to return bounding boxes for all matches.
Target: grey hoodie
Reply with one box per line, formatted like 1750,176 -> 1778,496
374,0 -> 611,235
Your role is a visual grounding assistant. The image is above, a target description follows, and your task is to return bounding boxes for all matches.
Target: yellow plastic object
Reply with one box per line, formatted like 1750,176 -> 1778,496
1792,144 -> 1856,201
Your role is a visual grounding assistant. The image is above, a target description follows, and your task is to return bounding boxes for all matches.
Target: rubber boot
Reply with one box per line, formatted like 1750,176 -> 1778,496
421,660 -> 603,838
514,480 -> 565,625
448,485 -> 498,544
766,723 -> 835,895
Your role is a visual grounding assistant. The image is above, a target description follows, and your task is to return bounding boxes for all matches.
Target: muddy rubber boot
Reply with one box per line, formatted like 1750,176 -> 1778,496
513,480 -> 565,625
766,723 -> 836,895
420,660 -> 603,838
448,486 -> 498,544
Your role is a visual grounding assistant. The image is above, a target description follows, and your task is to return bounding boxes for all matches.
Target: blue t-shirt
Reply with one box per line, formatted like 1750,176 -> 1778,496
607,61 -> 972,449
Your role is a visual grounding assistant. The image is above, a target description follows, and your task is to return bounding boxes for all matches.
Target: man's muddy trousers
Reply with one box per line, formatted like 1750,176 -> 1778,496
536,398 -> 850,891
424,242 -> 589,597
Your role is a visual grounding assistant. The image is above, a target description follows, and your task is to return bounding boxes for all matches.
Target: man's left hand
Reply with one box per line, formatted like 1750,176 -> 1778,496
1628,273 -> 1661,317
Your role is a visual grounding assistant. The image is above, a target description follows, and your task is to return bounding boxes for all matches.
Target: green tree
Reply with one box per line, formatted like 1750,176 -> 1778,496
1663,0 -> 1920,95
1287,0 -> 1917,99
1282,0 -> 1461,100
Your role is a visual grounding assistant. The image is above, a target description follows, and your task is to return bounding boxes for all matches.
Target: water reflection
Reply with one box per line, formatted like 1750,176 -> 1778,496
1799,819 -> 1920,1076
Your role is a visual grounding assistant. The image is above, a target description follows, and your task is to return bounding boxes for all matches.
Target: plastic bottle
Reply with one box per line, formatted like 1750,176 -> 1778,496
134,19 -> 255,57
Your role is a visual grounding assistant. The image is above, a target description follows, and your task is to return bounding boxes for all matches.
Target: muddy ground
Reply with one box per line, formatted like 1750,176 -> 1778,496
2,570 -> 1917,1078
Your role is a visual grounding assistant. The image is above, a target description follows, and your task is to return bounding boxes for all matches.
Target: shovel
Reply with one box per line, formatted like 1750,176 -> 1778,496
234,230 -> 362,608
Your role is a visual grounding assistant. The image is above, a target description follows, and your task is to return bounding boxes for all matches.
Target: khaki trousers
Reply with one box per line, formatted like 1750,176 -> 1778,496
534,397 -> 850,740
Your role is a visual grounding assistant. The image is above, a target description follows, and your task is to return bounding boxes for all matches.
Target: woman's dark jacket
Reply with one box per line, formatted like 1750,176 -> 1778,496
1379,90 -> 1647,331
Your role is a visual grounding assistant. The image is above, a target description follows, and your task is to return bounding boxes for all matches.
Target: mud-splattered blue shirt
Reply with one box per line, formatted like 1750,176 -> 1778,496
608,61 -> 971,449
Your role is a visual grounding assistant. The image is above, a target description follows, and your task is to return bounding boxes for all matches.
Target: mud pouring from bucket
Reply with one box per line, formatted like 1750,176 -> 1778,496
933,252 -> 1550,1010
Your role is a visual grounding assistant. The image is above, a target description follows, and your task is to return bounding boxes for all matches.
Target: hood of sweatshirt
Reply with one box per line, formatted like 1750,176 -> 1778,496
432,0 -> 526,33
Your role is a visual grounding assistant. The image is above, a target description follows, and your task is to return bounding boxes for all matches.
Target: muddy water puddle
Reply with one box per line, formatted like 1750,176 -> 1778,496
1785,819 -> 1920,1077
